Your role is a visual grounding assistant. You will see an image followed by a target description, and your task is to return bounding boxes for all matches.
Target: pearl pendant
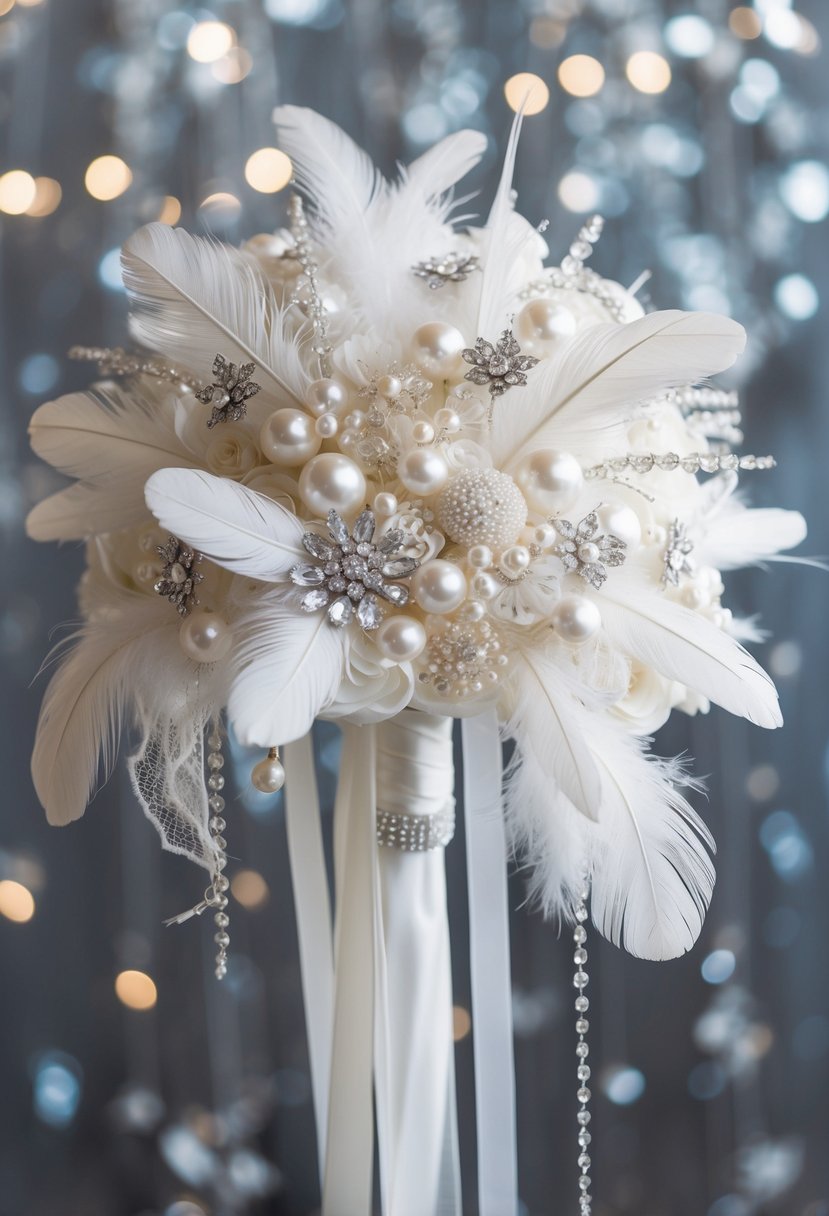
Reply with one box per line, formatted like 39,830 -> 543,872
179,611 -> 233,663
251,748 -> 285,793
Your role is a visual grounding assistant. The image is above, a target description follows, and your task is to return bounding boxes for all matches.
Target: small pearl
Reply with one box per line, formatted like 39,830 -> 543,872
179,611 -> 233,663
499,545 -> 531,577
306,378 -> 348,417
461,599 -> 486,622
377,374 -> 402,399
471,571 -> 499,600
412,420 -> 436,444
412,322 -> 465,375
260,408 -> 321,467
411,560 -> 467,614
345,410 -> 366,430
435,407 -> 461,433
516,298 -> 577,344
398,447 -> 449,496
516,449 -> 584,514
315,412 -> 339,439
251,755 -> 286,793
298,453 -> 367,516
375,615 -> 427,661
598,504 -> 641,549
552,595 -> 602,644
534,523 -> 557,549
468,544 -> 493,569
577,542 -> 600,564
373,492 -> 398,517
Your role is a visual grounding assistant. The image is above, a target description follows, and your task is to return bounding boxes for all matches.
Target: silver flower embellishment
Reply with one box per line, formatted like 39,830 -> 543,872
554,512 -> 627,590
662,519 -> 695,587
154,536 -> 204,615
413,252 -> 480,290
196,354 -> 261,429
291,509 -> 419,630
462,329 -> 538,397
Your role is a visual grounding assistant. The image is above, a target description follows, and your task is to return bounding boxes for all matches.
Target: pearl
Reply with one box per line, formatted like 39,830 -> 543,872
412,420 -> 436,444
377,374 -> 402,399
598,504 -> 641,549
435,407 -> 461,433
398,447 -> 449,496
460,599 -> 486,622
306,378 -> 348,417
516,298 -> 577,344
552,595 -> 602,644
260,408 -> 321,467
412,560 -> 467,614
499,545 -> 531,577
534,523 -> 558,549
315,412 -> 339,439
179,611 -> 233,663
471,571 -> 499,600
468,544 -> 493,569
375,615 -> 427,661
345,410 -> 366,430
373,492 -> 398,517
299,453 -> 367,516
516,449 -> 584,514
251,755 -> 286,793
577,542 -> 600,564
437,468 -> 527,547
412,322 -> 465,375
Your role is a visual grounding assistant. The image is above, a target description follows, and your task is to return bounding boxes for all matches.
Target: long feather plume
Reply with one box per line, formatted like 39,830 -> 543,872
145,468 -> 305,581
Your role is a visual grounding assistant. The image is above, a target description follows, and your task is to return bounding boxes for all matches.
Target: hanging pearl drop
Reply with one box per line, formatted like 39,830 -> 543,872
552,596 -> 602,644
375,615 -> 428,661
251,749 -> 286,793
516,449 -> 584,514
315,412 -> 339,439
306,378 -> 348,416
412,322 -> 465,375
260,408 -> 321,467
179,611 -> 233,663
299,453 -> 367,515
516,298 -> 577,345
398,447 -> 449,496
411,560 -> 467,614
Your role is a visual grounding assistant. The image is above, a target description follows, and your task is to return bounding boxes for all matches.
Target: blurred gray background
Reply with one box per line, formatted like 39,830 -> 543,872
1,0 -> 828,1213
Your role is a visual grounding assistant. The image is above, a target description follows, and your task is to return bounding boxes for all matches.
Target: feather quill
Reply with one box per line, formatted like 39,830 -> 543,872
145,468 -> 305,581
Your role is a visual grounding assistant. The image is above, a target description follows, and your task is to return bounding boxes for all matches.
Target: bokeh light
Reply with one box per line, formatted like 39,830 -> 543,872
32,1051 -> 82,1127
115,969 -> 158,1011
664,15 -> 715,59
0,879 -> 35,922
626,51 -> 672,94
775,274 -> 819,321
557,55 -> 605,98
503,72 -> 550,115
558,170 -> 601,212
0,170 -> 36,215
198,191 -> 242,223
211,47 -> 253,84
84,155 -> 132,201
452,1005 -> 471,1041
729,7 -> 763,40
701,949 -> 736,985
186,21 -> 235,64
244,147 -> 293,193
231,870 -> 270,909
0,0 -> 16,17
26,176 -> 62,217
780,161 -> 829,223
158,195 -> 182,226
603,1065 -> 646,1105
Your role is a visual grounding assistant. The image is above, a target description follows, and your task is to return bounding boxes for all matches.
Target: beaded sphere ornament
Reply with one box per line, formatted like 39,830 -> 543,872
437,468 -> 528,548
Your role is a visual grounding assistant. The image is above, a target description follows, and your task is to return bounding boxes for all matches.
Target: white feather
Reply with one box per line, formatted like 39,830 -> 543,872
598,568 -> 781,728
698,506 -> 807,570
492,310 -> 747,472
121,223 -> 307,407
145,468 -> 305,581
399,129 -> 487,207
27,382 -> 199,540
228,592 -> 345,746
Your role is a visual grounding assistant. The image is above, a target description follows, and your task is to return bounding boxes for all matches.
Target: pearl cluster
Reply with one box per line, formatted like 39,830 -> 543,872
437,468 -> 527,548
416,615 -> 508,699
206,721 -> 231,981
573,887 -> 593,1215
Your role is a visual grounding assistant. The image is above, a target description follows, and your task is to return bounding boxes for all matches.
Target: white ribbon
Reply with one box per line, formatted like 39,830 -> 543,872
461,712 -> 518,1216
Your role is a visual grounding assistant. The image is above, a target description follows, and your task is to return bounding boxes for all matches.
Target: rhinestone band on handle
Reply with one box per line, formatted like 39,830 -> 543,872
376,806 -> 456,851
206,720 -> 231,979
574,885 -> 593,1215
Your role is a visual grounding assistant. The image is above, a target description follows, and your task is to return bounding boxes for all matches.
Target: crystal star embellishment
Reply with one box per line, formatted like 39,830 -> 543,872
554,511 -> 627,590
154,536 -> 204,615
462,329 -> 538,397
662,518 -> 695,587
196,354 -> 261,429
412,251 -> 480,290
291,509 -> 419,630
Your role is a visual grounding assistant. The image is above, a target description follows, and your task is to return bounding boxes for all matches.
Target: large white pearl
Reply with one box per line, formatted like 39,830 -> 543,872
412,322 -> 465,375
411,560 -> 467,614
499,545 -> 531,577
375,615 -> 427,661
516,449 -> 584,514
398,447 -> 449,496
251,756 -> 286,793
306,378 -> 348,417
516,298 -> 577,345
299,453 -> 367,516
179,611 -> 233,663
260,408 -> 321,467
598,503 -> 642,549
552,595 -> 601,644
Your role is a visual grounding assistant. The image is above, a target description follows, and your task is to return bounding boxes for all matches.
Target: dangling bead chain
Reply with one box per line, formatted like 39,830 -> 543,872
206,719 -> 231,980
288,193 -> 333,379
574,886 -> 593,1215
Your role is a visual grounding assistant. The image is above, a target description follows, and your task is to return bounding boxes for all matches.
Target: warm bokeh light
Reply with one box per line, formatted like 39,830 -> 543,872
115,969 -> 157,1011
0,0 -> 16,16
626,51 -> 672,95
84,155 -> 132,201
158,194 -> 181,225
231,869 -> 270,909
244,147 -> 293,193
558,170 -> 601,213
15,0 -> 45,6
529,17 -> 567,50
27,176 -> 62,217
211,46 -> 253,84
186,20 -> 234,64
0,880 -> 35,923
0,170 -> 36,215
729,6 -> 762,40
199,191 -> 242,218
503,72 -> 550,116
557,54 -> 605,98
793,16 -> 821,56
452,1005 -> 471,1041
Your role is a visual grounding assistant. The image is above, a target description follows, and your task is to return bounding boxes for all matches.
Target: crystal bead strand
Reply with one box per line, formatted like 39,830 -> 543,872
206,719 -> 231,980
560,213 -> 604,277
288,193 -> 333,378
573,885 -> 593,1215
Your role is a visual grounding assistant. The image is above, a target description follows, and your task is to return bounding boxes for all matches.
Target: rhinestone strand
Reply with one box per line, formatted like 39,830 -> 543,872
288,193 -> 333,378
573,888 -> 593,1215
206,720 -> 231,980
560,214 -> 604,277
68,345 -> 202,390
376,807 -> 456,851
584,451 -> 776,480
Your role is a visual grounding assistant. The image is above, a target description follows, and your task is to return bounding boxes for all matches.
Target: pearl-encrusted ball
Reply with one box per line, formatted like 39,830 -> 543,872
412,322 -> 465,375
516,449 -> 584,514
298,453 -> 367,516
375,615 -> 427,661
552,595 -> 601,644
179,611 -> 233,663
398,447 -> 449,496
260,408 -> 321,467
411,560 -> 467,615
306,378 -> 348,416
437,468 -> 528,549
